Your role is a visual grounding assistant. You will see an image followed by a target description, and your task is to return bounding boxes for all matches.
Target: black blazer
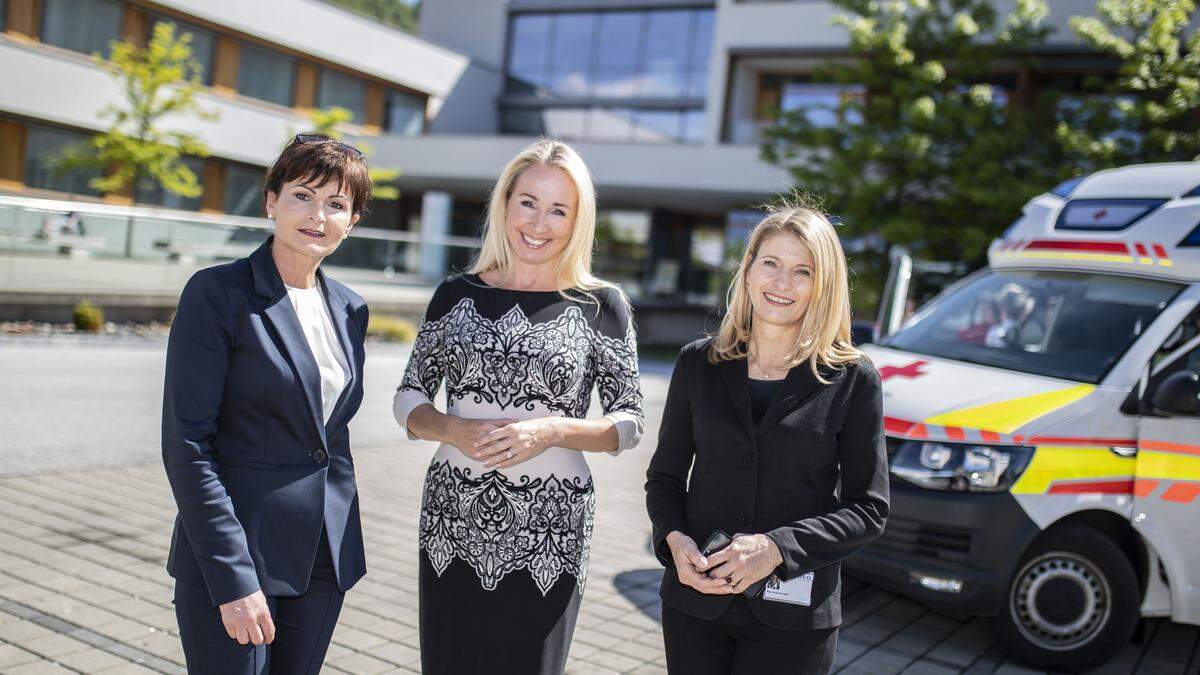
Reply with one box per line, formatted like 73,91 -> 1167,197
645,337 -> 889,630
162,238 -> 368,606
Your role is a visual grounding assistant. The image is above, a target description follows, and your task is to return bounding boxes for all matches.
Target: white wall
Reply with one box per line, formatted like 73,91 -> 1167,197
150,0 -> 470,97
0,39 -> 304,165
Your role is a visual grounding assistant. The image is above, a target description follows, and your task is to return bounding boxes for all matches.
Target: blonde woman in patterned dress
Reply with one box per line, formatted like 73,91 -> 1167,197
393,139 -> 645,674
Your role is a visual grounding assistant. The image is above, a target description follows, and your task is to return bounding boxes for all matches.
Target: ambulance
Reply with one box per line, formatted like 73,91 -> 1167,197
845,162 -> 1200,671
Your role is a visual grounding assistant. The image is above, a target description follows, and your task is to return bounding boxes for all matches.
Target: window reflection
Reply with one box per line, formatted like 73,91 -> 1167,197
593,12 -> 642,98
549,13 -> 595,96
23,126 -> 103,197
41,0 -> 121,57
503,7 -> 711,144
509,15 -> 552,90
642,11 -> 691,97
499,107 -> 701,144
387,91 -> 425,135
317,69 -> 366,122
224,164 -> 265,217
238,43 -> 295,107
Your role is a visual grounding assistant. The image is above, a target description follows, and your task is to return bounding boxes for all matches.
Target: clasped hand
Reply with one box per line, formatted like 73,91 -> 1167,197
450,417 -> 562,469
667,532 -> 783,595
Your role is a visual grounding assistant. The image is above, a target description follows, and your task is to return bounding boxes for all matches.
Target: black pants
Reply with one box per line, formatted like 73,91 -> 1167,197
173,533 -> 344,674
661,597 -> 837,675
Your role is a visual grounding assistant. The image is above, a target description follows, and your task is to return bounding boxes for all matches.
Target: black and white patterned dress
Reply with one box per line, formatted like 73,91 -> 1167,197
393,274 -> 644,674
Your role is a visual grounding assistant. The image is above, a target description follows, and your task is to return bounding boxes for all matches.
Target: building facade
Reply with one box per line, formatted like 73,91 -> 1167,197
0,0 -> 1109,307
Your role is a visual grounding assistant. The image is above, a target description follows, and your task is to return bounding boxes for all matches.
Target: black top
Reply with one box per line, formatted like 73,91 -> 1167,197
645,337 -> 889,631
748,377 -> 784,425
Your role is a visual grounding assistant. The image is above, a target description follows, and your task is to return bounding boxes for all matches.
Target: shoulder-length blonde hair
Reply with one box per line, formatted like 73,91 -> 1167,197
709,202 -> 863,382
470,139 -> 615,301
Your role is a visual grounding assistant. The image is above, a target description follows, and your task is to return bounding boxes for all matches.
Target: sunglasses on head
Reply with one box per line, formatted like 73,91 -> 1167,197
291,133 -> 366,159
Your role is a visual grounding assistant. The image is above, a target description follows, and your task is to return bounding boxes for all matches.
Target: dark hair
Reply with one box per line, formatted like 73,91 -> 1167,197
263,134 -> 372,216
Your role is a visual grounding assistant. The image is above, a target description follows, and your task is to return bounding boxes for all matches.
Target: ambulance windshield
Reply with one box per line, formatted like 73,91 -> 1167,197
883,270 -> 1181,383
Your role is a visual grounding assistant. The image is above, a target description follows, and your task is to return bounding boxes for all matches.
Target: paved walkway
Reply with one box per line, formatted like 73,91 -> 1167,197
0,444 -> 1197,674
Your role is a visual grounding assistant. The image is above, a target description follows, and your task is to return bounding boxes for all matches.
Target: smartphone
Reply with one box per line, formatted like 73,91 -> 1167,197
701,530 -> 732,558
700,529 -> 768,599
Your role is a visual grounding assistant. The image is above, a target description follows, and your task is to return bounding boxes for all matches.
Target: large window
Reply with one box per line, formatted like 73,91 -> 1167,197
152,17 -> 215,85
135,157 -> 204,211
317,69 -> 366,122
386,90 -> 425,135
23,126 -> 103,197
593,210 -> 651,296
41,0 -> 121,57
503,107 -> 704,144
238,43 -> 295,107
502,8 -> 713,143
224,164 -> 265,217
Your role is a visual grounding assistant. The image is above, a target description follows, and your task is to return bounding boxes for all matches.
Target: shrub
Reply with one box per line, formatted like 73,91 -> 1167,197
367,315 -> 417,342
73,301 -> 104,332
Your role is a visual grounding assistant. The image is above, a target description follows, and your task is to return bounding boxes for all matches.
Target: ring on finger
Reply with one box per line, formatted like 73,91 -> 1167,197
506,449 -> 513,459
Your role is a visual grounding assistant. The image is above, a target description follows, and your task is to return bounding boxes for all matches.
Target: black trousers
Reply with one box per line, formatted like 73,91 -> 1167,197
173,532 -> 344,675
661,597 -> 837,675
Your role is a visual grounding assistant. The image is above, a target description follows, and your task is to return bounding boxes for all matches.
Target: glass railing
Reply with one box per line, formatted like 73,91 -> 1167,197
0,194 -> 481,278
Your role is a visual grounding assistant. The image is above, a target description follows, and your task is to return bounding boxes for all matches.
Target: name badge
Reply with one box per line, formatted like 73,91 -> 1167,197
761,572 -> 814,606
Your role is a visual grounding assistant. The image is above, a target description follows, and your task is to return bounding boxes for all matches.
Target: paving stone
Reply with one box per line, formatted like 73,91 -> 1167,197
54,647 -> 133,671
0,643 -> 42,668
18,633 -> 93,659
329,651 -> 395,674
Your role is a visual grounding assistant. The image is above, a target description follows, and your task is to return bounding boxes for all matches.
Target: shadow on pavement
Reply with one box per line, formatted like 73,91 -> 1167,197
613,568 -> 665,623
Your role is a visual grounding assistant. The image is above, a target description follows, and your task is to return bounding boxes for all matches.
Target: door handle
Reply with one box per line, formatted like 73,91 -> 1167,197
1110,445 -> 1138,457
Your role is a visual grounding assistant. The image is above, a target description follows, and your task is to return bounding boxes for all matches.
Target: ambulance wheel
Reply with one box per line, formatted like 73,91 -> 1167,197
986,524 -> 1139,672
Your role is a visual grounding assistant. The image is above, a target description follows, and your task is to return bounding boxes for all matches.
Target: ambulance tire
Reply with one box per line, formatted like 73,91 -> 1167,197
986,524 -> 1138,672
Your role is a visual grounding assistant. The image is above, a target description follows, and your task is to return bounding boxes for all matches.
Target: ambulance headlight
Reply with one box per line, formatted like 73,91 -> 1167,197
890,441 -> 1033,492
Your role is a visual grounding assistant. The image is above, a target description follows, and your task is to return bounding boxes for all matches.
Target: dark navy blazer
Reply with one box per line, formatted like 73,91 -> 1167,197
162,238 -> 368,607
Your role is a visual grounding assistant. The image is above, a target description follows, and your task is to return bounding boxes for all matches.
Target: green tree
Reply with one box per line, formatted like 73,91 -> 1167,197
761,0 -> 1067,312
323,0 -> 420,33
1058,0 -> 1200,168
58,22 -> 213,256
304,106 -> 401,202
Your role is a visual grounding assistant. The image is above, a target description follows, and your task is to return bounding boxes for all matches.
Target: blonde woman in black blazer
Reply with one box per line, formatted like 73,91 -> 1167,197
645,202 -> 889,674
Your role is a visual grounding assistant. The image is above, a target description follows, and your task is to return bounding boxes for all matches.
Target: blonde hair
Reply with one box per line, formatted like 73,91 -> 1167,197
470,139 -> 616,302
709,201 -> 863,383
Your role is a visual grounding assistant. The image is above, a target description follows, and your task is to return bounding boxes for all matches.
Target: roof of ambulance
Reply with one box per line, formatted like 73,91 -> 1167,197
1071,162 -> 1200,198
990,162 -> 1200,283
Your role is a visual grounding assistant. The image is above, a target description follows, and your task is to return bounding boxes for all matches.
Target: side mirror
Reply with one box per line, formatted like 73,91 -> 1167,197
1151,370 -> 1200,417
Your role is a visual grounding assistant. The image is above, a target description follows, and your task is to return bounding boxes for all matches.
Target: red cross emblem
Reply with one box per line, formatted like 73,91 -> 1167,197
879,360 -> 928,382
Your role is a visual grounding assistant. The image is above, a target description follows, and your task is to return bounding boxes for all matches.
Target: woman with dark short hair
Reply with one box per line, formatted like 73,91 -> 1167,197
162,134 -> 372,674
645,202 -> 889,674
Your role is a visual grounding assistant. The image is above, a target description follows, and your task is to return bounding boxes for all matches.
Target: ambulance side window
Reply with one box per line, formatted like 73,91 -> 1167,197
1149,306 -> 1200,373
1141,305 -> 1200,415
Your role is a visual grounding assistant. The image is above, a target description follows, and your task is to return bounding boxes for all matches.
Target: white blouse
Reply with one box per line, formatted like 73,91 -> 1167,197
286,282 -> 349,424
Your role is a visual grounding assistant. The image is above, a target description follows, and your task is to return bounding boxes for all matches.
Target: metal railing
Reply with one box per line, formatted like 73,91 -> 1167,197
0,194 -> 482,278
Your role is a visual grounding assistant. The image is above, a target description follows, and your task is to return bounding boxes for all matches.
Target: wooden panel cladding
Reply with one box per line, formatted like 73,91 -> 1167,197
5,0 -> 41,39
293,62 -> 318,111
211,37 -> 241,96
0,120 -> 26,184
120,6 -> 150,46
364,84 -> 385,133
199,160 -> 226,213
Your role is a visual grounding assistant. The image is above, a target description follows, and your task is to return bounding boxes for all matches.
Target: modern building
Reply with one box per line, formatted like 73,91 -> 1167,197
0,0 -> 1113,315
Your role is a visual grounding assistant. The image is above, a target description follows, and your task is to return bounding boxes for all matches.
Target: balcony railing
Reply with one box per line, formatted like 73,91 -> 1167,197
0,194 -> 481,279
